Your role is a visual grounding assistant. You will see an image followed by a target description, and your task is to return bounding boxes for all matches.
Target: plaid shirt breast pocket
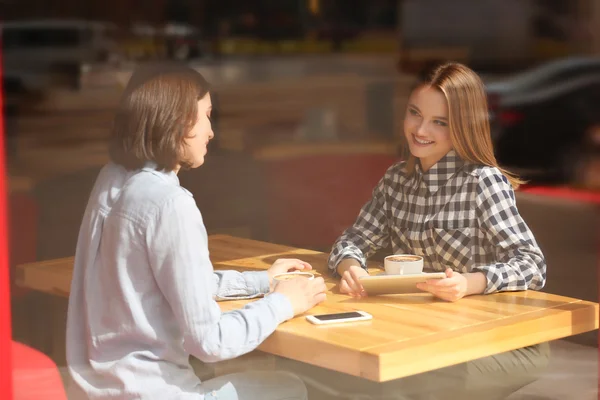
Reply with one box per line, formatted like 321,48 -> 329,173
431,226 -> 473,272
391,225 -> 413,253
427,196 -> 476,273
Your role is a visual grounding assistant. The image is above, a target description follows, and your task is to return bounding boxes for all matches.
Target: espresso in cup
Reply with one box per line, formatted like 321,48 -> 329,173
273,272 -> 315,283
384,254 -> 424,275
386,255 -> 422,262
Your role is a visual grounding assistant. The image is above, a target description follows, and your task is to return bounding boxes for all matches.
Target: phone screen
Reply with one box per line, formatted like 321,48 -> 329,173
312,311 -> 363,321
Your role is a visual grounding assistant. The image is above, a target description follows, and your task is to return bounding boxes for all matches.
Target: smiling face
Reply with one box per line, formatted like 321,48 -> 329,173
180,93 -> 214,171
403,85 -> 454,171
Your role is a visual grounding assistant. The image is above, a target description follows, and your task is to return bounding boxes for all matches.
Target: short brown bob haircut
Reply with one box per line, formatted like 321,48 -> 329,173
109,62 -> 210,171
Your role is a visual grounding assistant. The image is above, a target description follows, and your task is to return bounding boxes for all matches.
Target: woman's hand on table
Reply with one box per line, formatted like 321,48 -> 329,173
416,268 -> 487,301
274,276 -> 327,316
416,268 -> 468,302
267,258 -> 313,290
338,262 -> 369,298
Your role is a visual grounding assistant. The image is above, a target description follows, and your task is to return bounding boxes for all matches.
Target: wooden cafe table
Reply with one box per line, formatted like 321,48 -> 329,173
16,235 -> 599,382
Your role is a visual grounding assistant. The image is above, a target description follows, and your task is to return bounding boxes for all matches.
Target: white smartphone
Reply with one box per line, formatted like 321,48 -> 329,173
305,311 -> 373,325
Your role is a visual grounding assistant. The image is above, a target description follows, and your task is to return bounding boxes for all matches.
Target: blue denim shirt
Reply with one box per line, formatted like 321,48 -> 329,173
66,162 -> 293,399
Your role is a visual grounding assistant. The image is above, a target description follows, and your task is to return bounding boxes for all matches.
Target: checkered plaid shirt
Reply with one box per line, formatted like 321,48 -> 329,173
328,151 -> 546,294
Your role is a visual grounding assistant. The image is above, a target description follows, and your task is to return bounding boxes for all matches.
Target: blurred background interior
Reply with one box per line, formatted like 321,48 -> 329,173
2,1 -> 599,399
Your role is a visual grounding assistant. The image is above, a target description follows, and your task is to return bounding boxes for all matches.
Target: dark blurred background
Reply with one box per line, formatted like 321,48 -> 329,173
2,1 -> 599,398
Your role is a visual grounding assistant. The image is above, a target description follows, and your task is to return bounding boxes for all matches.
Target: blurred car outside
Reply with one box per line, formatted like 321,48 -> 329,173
485,56 -> 600,186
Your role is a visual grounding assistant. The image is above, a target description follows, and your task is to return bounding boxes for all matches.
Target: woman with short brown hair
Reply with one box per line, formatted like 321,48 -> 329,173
66,63 -> 327,400
109,63 -> 209,172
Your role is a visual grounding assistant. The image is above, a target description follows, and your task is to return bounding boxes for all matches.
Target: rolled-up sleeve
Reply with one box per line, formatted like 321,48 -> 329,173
147,194 -> 293,363
212,270 -> 271,300
474,170 -> 546,294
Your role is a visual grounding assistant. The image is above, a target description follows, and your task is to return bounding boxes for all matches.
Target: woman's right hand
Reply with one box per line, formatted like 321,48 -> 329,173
339,264 -> 369,297
274,277 -> 327,316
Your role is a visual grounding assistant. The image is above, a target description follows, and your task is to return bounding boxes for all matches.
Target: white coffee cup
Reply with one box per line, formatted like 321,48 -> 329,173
384,254 -> 424,275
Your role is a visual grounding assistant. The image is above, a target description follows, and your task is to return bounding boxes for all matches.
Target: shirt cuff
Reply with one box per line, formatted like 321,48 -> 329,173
330,255 -> 367,277
471,265 -> 499,294
242,271 -> 271,295
263,292 -> 294,323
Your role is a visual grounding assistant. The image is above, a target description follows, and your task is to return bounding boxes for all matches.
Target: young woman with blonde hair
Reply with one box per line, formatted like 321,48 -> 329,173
278,62 -> 549,399
333,62 -> 543,302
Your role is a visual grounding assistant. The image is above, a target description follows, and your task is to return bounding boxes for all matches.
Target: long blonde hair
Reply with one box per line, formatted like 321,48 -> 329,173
400,62 -> 524,189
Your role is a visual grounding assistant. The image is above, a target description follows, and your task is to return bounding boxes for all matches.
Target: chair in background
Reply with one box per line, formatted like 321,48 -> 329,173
11,341 -> 67,400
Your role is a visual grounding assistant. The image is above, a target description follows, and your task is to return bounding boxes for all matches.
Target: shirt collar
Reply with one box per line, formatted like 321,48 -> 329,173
415,150 -> 464,194
142,161 -> 180,187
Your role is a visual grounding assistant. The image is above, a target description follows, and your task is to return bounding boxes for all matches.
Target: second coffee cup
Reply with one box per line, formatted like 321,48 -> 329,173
384,254 -> 424,275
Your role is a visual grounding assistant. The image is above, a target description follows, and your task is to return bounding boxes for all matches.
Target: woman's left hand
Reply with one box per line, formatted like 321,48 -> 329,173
416,268 -> 467,302
267,258 -> 313,288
